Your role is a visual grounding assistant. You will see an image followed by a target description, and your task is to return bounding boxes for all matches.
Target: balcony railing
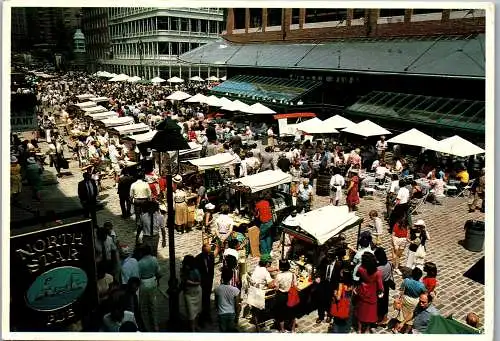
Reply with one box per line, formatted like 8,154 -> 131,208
109,7 -> 222,21
111,30 -> 220,40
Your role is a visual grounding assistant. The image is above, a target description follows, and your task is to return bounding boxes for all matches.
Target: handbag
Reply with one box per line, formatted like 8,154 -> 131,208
330,284 -> 350,319
247,286 -> 266,310
287,274 -> 300,307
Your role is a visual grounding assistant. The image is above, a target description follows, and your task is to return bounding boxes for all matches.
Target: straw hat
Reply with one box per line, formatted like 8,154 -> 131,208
10,155 -> 18,163
173,174 -> 183,183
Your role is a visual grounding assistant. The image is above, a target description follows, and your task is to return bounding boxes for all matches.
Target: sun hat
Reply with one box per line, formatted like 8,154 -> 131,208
173,174 -> 183,183
205,203 -> 215,210
414,219 -> 426,227
27,156 -> 36,164
11,156 -> 18,163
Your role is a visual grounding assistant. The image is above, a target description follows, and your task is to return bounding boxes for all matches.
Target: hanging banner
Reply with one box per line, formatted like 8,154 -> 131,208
10,218 -> 97,331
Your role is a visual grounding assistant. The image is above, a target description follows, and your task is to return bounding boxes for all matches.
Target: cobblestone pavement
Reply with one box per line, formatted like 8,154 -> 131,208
13,136 -> 485,333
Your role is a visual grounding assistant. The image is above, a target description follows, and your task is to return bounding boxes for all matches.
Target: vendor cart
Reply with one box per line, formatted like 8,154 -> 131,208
247,205 -> 363,330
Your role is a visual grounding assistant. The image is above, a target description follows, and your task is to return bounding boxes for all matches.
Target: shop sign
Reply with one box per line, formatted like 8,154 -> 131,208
10,219 -> 97,331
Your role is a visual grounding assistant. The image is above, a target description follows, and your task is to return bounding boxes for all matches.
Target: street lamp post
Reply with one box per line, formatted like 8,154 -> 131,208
138,39 -> 144,78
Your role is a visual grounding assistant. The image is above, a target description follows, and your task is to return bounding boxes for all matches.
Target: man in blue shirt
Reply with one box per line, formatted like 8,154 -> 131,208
399,292 -> 440,333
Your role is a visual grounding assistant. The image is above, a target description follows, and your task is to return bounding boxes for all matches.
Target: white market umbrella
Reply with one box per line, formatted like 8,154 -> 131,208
434,135 -> 485,157
205,95 -> 222,107
341,119 -> 391,137
167,90 -> 192,101
167,76 -> 184,83
151,76 -> 166,83
296,117 -> 339,134
218,97 -> 233,107
206,76 -> 219,81
323,115 -> 356,129
127,76 -> 142,83
387,128 -> 439,149
189,76 -> 204,82
220,76 -> 227,81
109,73 -> 130,82
243,102 -> 276,114
221,100 -> 250,112
185,93 -> 208,103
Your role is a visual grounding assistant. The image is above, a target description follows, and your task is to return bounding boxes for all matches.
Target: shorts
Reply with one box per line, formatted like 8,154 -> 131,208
392,236 -> 407,250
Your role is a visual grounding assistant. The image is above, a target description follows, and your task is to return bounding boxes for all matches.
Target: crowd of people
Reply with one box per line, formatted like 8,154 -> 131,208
10,68 -> 485,333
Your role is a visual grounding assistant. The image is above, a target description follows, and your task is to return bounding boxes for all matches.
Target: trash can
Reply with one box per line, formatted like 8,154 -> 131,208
464,220 -> 485,252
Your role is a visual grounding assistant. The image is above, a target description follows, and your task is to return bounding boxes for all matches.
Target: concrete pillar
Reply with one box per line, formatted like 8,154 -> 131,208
245,8 -> 250,33
367,9 -> 379,36
188,66 -> 192,78
347,9 -> 353,26
169,66 -> 172,78
404,9 -> 412,23
299,8 -> 305,29
216,68 -> 219,78
282,8 -> 292,39
263,8 -> 268,32
442,9 -> 450,22
227,8 -> 234,34
208,66 -> 211,77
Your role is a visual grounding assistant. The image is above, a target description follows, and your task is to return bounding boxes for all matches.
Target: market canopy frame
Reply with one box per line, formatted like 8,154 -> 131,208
209,74 -> 321,104
346,91 -> 485,134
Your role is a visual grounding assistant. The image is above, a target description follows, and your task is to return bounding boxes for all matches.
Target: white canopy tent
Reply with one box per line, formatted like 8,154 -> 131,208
243,102 -> 276,114
112,123 -> 150,135
341,119 -> 391,137
127,76 -> 142,83
221,100 -> 251,112
76,94 -> 94,101
189,76 -> 204,82
206,76 -> 219,81
230,170 -> 292,193
128,130 -> 157,144
283,205 -> 361,245
185,93 -> 208,103
76,101 -> 97,108
89,96 -> 109,103
323,115 -> 356,129
387,128 -> 439,149
218,97 -> 233,107
434,135 -> 485,157
296,117 -> 339,134
205,95 -> 222,107
167,91 -> 192,101
187,152 -> 238,171
88,111 -> 118,121
101,117 -> 135,127
109,73 -> 130,82
151,77 -> 166,83
82,105 -> 108,114
167,76 -> 184,83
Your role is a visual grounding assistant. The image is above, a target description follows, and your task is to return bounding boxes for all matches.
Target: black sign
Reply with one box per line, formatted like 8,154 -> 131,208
10,218 -> 97,331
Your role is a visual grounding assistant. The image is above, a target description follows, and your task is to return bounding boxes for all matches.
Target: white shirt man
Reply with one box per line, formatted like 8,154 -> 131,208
376,138 -> 388,154
371,159 -> 380,171
251,266 -> 273,288
130,179 -> 152,201
396,186 -> 410,205
375,164 -> 389,180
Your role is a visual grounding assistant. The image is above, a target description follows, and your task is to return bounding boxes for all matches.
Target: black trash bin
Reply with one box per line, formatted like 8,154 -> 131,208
464,220 -> 485,252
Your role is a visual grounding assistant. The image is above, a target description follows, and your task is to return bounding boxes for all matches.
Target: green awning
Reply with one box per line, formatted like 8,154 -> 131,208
209,74 -> 321,103
346,91 -> 485,134
425,315 -> 482,334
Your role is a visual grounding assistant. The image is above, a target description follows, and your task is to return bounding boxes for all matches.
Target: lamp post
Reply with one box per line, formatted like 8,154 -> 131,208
138,39 -> 144,78
146,118 -> 190,331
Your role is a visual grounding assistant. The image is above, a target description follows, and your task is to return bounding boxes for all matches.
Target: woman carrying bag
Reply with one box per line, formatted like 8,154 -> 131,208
274,260 -> 297,333
330,268 -> 353,333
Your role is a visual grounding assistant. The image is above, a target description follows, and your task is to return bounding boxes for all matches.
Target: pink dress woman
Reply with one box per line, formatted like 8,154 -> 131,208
355,266 -> 384,324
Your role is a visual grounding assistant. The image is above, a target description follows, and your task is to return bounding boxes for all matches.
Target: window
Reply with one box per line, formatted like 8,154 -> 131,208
412,9 -> 443,15
292,8 -> 300,24
234,9 -> 246,29
171,17 -> 179,31
249,9 -> 262,28
158,41 -> 169,54
180,42 -> 190,54
190,18 -> 199,32
352,9 -> 365,19
200,19 -> 208,33
180,18 -> 189,31
267,8 -> 282,27
305,9 -> 347,23
171,42 -> 179,55
209,20 -> 218,33
379,9 -> 406,17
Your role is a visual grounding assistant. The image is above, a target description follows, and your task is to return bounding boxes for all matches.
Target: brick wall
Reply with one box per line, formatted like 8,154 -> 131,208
223,8 -> 485,43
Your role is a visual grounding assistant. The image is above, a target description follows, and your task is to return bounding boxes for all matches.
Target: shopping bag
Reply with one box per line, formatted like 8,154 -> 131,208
287,275 -> 300,307
247,286 -> 265,310
330,285 -> 350,319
